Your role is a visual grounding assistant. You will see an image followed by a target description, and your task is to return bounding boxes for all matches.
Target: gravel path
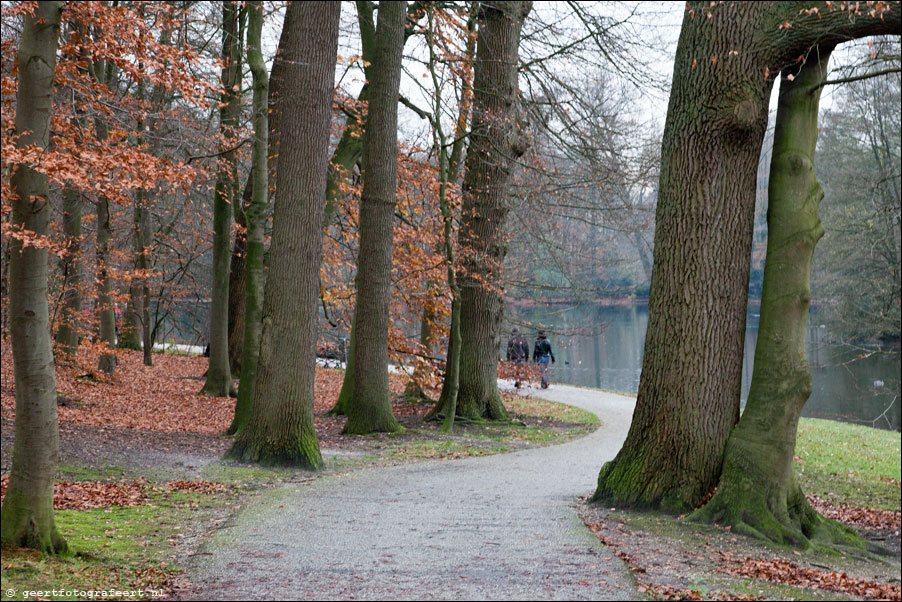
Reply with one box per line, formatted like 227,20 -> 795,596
183,385 -> 638,600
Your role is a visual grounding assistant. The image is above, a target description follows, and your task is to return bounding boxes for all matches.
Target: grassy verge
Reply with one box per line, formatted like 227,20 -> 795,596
1,486 -> 235,601
382,395 -> 600,462
504,395 -> 601,425
795,417 -> 901,510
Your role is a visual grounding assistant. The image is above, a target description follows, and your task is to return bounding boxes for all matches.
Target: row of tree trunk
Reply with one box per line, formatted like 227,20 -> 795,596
230,0 -> 533,455
6,0 -> 897,556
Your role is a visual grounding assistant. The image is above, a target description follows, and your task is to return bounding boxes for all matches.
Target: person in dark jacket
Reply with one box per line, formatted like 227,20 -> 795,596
533,330 -> 555,389
506,327 -> 530,388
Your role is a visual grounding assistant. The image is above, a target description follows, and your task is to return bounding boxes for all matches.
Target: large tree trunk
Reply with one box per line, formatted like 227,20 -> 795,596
449,0 -> 532,421
343,0 -> 407,435
689,48 -> 866,550
55,185 -> 82,358
592,1 -> 902,513
329,2 -> 383,419
0,1 -> 67,554
202,1 -> 241,397
227,1 -> 267,436
233,0 -> 369,406
227,1 -> 340,467
331,1 -> 430,416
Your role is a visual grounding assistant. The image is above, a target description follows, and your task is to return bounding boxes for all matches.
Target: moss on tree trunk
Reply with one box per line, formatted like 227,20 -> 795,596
592,2 -> 901,513
227,1 -> 268,436
689,47 -> 868,551
343,0 -> 406,435
227,1 -> 340,468
202,1 -> 241,398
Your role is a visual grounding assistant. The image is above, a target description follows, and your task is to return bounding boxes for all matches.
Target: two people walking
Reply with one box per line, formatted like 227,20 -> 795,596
506,327 -> 555,389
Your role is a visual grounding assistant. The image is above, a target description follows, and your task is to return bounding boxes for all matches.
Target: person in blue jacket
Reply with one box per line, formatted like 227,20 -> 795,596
533,330 -> 555,389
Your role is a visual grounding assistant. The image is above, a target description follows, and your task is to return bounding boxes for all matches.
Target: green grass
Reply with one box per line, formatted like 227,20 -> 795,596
795,417 -> 901,510
387,440 -> 508,460
1,486 -> 234,601
199,463 -> 287,485
56,463 -> 129,481
504,396 -> 601,425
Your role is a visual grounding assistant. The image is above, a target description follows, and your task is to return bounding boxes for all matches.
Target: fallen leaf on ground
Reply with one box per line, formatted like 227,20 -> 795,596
719,553 -> 901,601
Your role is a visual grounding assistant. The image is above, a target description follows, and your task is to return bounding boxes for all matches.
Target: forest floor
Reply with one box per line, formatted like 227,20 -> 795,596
0,347 -> 900,601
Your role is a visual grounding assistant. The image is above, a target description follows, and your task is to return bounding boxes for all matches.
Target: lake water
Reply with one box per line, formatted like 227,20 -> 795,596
509,304 -> 901,430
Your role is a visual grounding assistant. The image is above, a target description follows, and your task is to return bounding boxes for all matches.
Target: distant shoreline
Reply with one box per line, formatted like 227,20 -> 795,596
505,297 -> 835,308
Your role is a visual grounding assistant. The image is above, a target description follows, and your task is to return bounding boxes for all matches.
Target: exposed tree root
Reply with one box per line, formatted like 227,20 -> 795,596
688,483 -> 878,554
226,436 -> 322,470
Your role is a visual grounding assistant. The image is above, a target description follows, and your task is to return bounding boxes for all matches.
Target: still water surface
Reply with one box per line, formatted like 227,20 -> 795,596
509,304 -> 900,430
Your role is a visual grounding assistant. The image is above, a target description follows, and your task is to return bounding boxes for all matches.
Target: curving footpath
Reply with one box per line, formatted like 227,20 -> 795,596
183,385 -> 638,600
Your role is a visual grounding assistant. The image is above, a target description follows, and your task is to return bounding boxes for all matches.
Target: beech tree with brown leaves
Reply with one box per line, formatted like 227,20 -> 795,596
1,0 -> 67,554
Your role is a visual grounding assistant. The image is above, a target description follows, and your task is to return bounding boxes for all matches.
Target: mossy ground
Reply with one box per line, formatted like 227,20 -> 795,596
1,485 -> 237,600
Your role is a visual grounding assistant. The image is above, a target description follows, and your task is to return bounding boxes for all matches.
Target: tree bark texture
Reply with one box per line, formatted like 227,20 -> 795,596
454,0 -> 532,420
202,1 -> 241,397
332,1 -> 431,416
593,1 -> 902,513
323,0 -> 427,230
227,0 -> 268,436
226,205 -> 246,374
55,185 -> 82,357
226,29 -> 284,376
0,0 -> 67,554
227,1 -> 340,467
690,48 -> 867,551
343,0 -> 407,435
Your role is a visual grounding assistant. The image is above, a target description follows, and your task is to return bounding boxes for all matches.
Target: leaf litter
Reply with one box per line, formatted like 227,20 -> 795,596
580,499 -> 901,602
0,474 -> 231,510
